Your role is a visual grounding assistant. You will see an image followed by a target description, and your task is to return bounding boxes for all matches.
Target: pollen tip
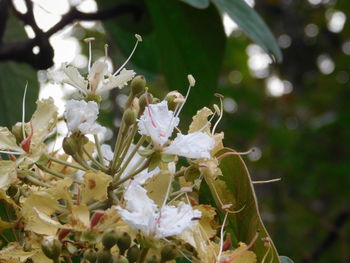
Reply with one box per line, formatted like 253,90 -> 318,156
84,37 -> 95,43
135,34 -> 142,42
187,74 -> 196,87
214,93 -> 224,99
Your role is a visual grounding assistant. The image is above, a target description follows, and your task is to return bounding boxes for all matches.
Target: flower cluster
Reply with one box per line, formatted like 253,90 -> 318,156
0,36 -> 275,263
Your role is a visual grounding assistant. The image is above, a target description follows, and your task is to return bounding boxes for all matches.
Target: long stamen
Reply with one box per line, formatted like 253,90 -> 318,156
104,44 -> 108,61
212,94 -> 224,135
113,34 -> 142,76
198,112 -> 217,133
22,82 -> 28,140
217,149 -> 254,161
84,37 -> 95,73
174,74 -> 195,119
217,211 -> 229,263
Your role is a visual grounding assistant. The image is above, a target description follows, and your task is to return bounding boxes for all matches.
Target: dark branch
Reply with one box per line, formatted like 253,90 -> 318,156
0,0 -> 142,69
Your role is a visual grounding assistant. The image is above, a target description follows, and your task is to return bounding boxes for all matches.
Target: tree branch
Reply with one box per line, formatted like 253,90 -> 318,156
0,0 -> 142,69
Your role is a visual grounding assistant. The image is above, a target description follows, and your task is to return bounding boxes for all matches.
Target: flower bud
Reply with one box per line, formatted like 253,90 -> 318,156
146,255 -> 159,263
6,185 -> 20,199
84,248 -> 98,263
85,93 -> 102,103
11,122 -> 25,143
116,255 -> 129,263
63,136 -> 79,156
131,75 -> 146,95
160,244 -> 178,262
41,237 -> 62,260
90,210 -> 105,228
116,232 -> 131,255
96,250 -> 113,263
126,245 -> 140,263
58,228 -> 72,241
165,91 -> 184,111
139,93 -> 154,114
123,108 -> 137,126
102,230 -> 121,249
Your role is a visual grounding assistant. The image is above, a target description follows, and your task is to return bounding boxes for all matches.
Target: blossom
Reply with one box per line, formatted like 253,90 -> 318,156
138,101 -> 179,148
64,99 -> 106,135
58,62 -> 135,95
116,184 -> 201,239
137,100 -> 215,158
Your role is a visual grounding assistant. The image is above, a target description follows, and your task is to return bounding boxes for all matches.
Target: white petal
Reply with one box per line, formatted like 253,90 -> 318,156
116,184 -> 158,236
101,144 -> 114,162
88,60 -> 108,93
156,202 -> 202,239
102,69 -> 136,91
64,100 -> 104,135
61,65 -> 88,94
137,101 -> 179,147
163,132 -> 215,159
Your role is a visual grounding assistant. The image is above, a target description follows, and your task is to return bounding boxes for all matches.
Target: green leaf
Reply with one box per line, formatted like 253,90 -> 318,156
178,0 -> 210,9
202,148 -> 281,262
103,1 -> 226,114
211,0 -> 282,62
144,1 -> 226,113
280,256 -> 294,263
0,16 -> 38,127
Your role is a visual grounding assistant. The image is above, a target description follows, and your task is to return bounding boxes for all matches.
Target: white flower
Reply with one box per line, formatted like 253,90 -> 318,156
138,101 -> 215,159
64,99 -> 106,135
100,144 -> 114,164
138,101 -> 179,148
163,131 -> 215,159
116,184 -> 201,239
51,61 -> 135,95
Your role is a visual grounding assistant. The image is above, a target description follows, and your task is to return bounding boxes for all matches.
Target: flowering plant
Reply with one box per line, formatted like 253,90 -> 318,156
0,36 -> 286,263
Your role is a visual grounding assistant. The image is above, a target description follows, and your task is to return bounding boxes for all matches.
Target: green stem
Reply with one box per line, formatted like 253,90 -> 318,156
46,154 -> 86,171
94,134 -> 104,164
82,147 -> 107,172
113,158 -> 151,188
36,163 -> 81,184
114,124 -> 138,170
25,174 -> 51,187
116,136 -> 146,180
110,121 -> 126,171
137,247 -> 150,263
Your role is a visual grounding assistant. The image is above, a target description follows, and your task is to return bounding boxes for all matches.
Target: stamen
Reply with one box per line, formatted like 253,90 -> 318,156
84,37 -> 95,73
216,211 -> 229,263
217,149 -> 254,161
20,122 -> 33,153
174,78 -> 194,119
104,44 -> 109,61
253,178 -> 281,184
212,94 -> 224,135
162,171 -> 174,208
22,82 -> 28,140
113,34 -> 142,76
145,88 -> 157,128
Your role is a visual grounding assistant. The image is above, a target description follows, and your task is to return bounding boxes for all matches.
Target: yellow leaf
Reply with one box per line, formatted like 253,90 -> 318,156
145,170 -> 171,206
0,243 -> 36,262
0,127 -> 23,153
220,242 -> 257,263
81,171 -> 112,203
188,107 -> 213,133
0,160 -> 17,190
69,204 -> 90,230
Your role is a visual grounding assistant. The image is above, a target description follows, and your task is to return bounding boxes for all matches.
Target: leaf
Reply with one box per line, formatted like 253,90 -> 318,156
201,148 -> 281,263
211,0 -> 282,63
279,256 -> 294,263
0,16 -> 39,127
104,1 -> 226,114
144,1 -> 226,113
178,0 -> 210,9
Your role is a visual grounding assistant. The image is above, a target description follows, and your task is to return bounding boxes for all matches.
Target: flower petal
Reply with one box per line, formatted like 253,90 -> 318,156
102,68 -> 136,91
61,65 -> 89,94
164,131 -> 215,159
138,101 -> 179,147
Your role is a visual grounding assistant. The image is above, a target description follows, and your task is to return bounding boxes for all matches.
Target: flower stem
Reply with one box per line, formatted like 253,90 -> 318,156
36,163 -> 81,184
25,174 -> 51,187
110,121 -> 126,171
46,154 -> 87,171
114,124 -> 138,170
82,147 -> 108,172
137,247 -> 149,263
93,134 -> 104,163
116,135 -> 146,179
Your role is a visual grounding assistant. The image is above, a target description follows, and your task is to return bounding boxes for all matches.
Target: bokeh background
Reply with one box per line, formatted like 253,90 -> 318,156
0,0 -> 349,262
